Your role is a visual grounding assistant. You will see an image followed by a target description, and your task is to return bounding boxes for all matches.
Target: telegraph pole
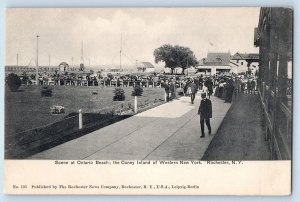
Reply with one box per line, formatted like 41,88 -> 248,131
81,40 -> 84,64
48,54 -> 50,67
71,56 -> 73,70
187,55 -> 189,76
36,35 -> 40,85
120,34 -> 122,69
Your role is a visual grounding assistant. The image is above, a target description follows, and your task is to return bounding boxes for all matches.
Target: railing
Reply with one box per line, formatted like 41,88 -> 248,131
287,79 -> 292,96
24,79 -> 189,89
259,82 -> 292,160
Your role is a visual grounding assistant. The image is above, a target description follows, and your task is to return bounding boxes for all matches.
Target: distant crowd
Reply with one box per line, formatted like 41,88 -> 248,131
19,71 -> 257,103
161,73 -> 258,103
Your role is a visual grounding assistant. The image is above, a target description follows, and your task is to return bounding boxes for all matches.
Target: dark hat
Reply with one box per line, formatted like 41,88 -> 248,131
201,93 -> 206,98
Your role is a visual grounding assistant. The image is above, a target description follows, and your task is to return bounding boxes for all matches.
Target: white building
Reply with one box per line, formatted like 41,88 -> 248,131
230,52 -> 259,75
136,62 -> 155,73
196,52 -> 259,75
197,53 -> 231,75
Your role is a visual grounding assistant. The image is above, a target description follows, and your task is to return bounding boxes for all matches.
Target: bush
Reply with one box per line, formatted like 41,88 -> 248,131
41,86 -> 53,97
6,73 -> 21,92
132,85 -> 143,96
107,73 -> 114,80
113,88 -> 125,101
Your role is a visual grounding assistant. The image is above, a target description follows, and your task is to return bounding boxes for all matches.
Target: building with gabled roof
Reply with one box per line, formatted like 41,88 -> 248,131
197,52 -> 260,75
196,52 -> 231,75
230,52 -> 259,75
137,61 -> 155,73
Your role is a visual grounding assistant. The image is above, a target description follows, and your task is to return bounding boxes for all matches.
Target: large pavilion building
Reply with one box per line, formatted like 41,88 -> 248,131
196,52 -> 260,75
197,52 -> 231,75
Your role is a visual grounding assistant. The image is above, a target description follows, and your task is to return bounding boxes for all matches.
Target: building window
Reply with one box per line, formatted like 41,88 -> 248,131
241,62 -> 243,65
236,60 -> 239,64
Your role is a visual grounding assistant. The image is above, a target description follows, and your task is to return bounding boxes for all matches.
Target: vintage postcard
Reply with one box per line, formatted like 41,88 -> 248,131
4,7 -> 292,195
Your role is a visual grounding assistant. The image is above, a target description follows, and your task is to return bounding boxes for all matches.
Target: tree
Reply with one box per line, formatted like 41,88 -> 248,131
154,44 -> 199,74
6,73 -> 22,92
113,88 -> 126,101
132,84 -> 143,96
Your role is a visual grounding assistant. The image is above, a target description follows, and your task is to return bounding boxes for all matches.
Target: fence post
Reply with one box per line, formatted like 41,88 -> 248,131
134,96 -> 138,113
79,109 -> 83,129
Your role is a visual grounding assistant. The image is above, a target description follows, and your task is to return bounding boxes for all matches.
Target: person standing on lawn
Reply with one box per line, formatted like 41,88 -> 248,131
198,93 -> 212,138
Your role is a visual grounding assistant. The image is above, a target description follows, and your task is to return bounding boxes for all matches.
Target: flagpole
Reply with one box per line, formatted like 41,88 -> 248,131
36,35 -> 39,85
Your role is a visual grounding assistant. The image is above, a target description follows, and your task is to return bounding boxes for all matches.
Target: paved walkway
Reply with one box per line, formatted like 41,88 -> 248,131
202,93 -> 270,160
30,92 -> 231,160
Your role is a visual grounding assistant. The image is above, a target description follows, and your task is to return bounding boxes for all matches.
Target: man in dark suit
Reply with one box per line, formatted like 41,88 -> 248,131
198,93 -> 212,138
163,80 -> 170,102
190,80 -> 197,104
169,78 -> 176,100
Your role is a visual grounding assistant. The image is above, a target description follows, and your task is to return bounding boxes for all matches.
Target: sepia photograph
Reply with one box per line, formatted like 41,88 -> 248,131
4,7 -> 292,161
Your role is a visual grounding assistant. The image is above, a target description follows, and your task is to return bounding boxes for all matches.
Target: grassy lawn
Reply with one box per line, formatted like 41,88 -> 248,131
5,85 -> 165,137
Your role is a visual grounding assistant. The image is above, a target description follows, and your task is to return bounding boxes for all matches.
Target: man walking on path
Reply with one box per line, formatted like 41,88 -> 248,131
247,80 -> 252,94
198,93 -> 212,138
190,80 -> 197,104
251,79 -> 256,94
163,81 -> 170,102
170,78 -> 176,100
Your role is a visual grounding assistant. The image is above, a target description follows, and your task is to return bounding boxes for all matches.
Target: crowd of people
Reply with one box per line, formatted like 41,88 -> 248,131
162,73 -> 258,104
20,69 -> 257,104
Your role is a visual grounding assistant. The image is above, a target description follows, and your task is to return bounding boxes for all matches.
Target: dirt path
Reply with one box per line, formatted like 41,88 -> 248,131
202,93 -> 270,160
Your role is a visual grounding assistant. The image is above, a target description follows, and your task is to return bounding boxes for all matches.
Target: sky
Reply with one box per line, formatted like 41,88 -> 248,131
5,8 -> 260,67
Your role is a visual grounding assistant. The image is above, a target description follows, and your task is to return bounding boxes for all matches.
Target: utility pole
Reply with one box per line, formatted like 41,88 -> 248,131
36,35 -> 40,85
17,53 -> 19,67
187,55 -> 189,76
81,40 -> 84,64
48,54 -> 50,67
71,56 -> 74,71
80,40 -> 85,71
120,34 -> 122,69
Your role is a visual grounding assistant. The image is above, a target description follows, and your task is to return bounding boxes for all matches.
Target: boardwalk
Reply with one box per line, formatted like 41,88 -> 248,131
30,93 -> 231,160
202,93 -> 270,160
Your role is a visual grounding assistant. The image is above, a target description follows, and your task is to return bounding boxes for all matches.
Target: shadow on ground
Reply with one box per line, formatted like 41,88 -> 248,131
202,93 -> 270,160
